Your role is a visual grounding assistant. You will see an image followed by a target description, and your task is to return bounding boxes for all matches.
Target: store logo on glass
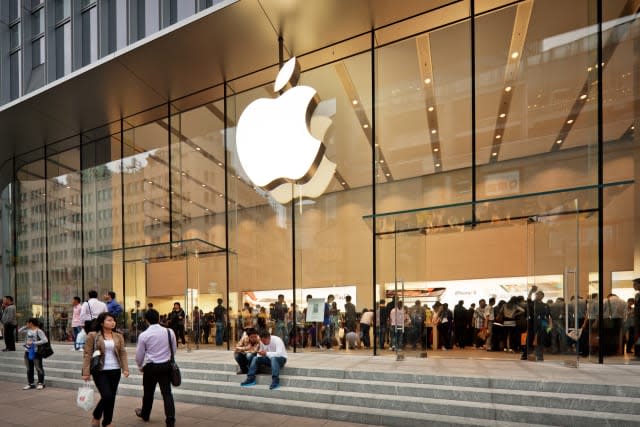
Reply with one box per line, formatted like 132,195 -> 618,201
236,57 -> 336,204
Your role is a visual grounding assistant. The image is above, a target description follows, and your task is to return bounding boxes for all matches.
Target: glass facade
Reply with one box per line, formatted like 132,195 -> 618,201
1,0 -> 638,364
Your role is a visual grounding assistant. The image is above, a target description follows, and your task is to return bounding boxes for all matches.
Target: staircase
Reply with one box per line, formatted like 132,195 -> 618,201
1,346 -> 639,426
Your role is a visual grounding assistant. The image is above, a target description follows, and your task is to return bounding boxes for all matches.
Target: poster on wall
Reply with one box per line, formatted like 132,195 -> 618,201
306,298 -> 325,322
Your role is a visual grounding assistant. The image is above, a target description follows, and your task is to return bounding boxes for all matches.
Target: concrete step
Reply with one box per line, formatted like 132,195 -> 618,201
0,358 -> 638,427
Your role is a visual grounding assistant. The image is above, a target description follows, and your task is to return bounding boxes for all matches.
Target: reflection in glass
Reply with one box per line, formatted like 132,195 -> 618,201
56,23 -> 72,78
31,8 -> 44,37
55,0 -> 71,22
82,7 -> 98,66
10,24 -> 20,50
32,37 -> 45,67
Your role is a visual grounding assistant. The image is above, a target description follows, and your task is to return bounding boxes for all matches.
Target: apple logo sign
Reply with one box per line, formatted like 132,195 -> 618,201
236,57 -> 336,203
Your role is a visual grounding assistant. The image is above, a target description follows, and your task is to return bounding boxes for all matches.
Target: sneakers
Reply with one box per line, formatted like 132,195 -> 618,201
22,384 -> 35,390
269,382 -> 280,390
36,383 -> 45,390
240,378 -> 256,387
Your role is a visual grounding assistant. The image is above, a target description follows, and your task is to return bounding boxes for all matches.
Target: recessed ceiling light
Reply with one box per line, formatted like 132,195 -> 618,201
341,182 -> 346,185
219,193 -> 223,197
385,173 -> 390,177
511,52 -> 519,59
363,124 -> 369,129
201,184 -> 206,187
499,113 -> 506,118
424,78 -> 431,84
154,218 -> 158,221
189,200 -> 193,203
495,135 -> 501,139
161,206 -> 166,209
435,163 -> 440,167
66,185 -> 71,189
195,147 -> 201,151
379,159 -> 385,163
505,86 -> 512,92
556,139 -> 563,144
567,119 -> 574,124
205,208 -> 209,211
580,94 -> 587,100
433,147 -> 439,152
148,181 -> 153,184
181,172 -> 186,176
428,106 -> 434,112
492,152 -> 497,156
352,100 -> 358,105
587,67 -> 593,72
374,143 -> 379,147
431,129 -> 437,134
217,162 -> 222,166
632,126 -> 635,130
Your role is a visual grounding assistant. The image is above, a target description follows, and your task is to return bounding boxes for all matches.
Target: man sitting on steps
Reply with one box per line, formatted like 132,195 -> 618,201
233,328 -> 261,375
240,330 -> 287,390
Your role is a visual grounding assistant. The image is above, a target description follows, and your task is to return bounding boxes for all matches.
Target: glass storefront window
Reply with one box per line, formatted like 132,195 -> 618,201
55,0 -> 71,23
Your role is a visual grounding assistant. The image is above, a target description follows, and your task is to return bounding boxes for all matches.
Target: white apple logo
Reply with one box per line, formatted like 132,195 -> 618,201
236,57 -> 336,200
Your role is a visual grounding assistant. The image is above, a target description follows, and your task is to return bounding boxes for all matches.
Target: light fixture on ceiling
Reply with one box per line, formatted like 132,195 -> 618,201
435,163 -> 440,167
511,52 -> 519,59
556,139 -> 563,144
495,135 -> 502,139
580,94 -> 587,100
217,162 -> 222,166
181,172 -> 186,176
201,184 -> 206,187
492,152 -> 497,157
352,99 -> 358,105
385,173 -> 390,177
195,147 -> 201,151
433,147 -> 439,152
424,78 -> 431,84
567,119 -> 574,124
363,124 -> 369,129
189,200 -> 193,203
379,159 -> 385,163
431,129 -> 437,134
428,106 -> 434,112
161,206 -> 166,209
499,113 -> 506,118
148,181 -> 153,184
505,86 -> 512,92
66,185 -> 70,189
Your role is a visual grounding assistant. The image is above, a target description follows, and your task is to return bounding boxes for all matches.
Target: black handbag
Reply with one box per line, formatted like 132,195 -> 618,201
168,329 -> 181,387
89,333 -> 101,375
37,340 -> 54,358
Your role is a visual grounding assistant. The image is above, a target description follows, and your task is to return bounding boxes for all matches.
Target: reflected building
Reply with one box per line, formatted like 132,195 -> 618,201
0,0 -> 639,362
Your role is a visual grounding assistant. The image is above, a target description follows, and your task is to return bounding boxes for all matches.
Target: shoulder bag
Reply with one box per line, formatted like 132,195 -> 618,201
168,329 -> 181,387
89,333 -> 102,374
37,331 -> 54,358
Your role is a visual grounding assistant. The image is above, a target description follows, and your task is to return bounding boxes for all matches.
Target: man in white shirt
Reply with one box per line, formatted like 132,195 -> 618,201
79,290 -> 108,324
240,330 -> 287,390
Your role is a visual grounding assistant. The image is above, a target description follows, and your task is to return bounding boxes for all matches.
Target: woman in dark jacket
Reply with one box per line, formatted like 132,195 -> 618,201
82,312 -> 129,427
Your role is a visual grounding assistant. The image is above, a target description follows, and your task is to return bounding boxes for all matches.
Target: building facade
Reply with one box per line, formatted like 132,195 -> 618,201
0,0 -> 639,363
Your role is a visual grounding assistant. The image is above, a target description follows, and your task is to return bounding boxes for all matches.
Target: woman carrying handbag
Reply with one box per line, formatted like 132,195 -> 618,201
82,312 -> 129,427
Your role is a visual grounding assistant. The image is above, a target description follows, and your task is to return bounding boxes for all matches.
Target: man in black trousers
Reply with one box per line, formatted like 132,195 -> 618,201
135,309 -> 177,427
2,296 -> 17,351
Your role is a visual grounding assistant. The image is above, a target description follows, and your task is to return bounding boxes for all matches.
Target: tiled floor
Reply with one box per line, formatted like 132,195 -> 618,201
0,380 -> 373,427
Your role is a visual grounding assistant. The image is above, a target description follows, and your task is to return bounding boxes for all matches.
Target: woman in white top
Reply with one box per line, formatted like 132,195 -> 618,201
19,317 -> 48,390
82,312 -> 129,427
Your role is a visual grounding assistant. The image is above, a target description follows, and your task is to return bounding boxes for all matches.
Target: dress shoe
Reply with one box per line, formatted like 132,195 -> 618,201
134,408 -> 149,422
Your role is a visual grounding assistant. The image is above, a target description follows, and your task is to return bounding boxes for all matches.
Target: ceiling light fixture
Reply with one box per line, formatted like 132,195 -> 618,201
556,139 -> 563,144
433,148 -> 439,152
148,181 -> 153,184
352,100 -> 358,105
195,147 -> 201,151
379,159 -> 385,163
492,152 -> 497,156
363,124 -> 369,129
580,94 -> 587,100
499,113 -> 506,118
505,86 -> 512,92
428,106 -> 434,112
567,119 -> 574,124
424,78 -> 431,84
201,184 -> 206,187
496,135 -> 502,139
435,163 -> 441,167
511,52 -> 519,59
431,129 -> 437,134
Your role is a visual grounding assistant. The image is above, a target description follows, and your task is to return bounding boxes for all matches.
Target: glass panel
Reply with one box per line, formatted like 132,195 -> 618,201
292,51 -> 373,352
55,0 -> 71,22
31,0 -> 44,9
80,0 -> 96,8
31,8 -> 44,37
475,0 -> 598,196
46,141 -> 82,342
603,0 -> 638,363
32,37 -> 44,67
82,7 -> 98,66
10,51 -> 21,100
10,24 -> 20,50
9,0 -> 19,22
56,23 -> 72,78
15,152 -> 47,331
0,161 -> 15,300
145,0 -> 160,37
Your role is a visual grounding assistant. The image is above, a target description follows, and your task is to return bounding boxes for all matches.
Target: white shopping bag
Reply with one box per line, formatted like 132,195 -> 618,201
76,382 -> 95,411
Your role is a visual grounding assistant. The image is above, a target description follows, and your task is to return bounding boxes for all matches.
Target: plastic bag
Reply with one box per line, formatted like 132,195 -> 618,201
76,382 -> 95,411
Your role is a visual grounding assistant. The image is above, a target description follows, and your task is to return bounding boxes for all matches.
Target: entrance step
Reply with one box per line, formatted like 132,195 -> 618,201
1,346 -> 638,426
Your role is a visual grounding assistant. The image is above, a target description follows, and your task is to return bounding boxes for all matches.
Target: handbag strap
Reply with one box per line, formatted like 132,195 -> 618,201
167,329 -> 175,363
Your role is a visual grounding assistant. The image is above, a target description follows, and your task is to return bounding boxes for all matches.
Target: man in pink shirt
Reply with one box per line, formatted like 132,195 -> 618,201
71,296 -> 82,349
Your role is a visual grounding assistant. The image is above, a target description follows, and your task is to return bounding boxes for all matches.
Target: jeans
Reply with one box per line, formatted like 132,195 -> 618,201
140,362 -> 175,426
215,322 -> 225,346
24,352 -> 44,385
274,320 -> 288,346
378,324 -> 386,349
92,369 -> 121,427
234,352 -> 256,374
246,355 -> 287,383
391,326 -> 403,349
72,326 -> 82,349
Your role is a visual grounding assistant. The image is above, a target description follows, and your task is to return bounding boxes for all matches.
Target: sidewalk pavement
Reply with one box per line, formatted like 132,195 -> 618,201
0,380 -> 372,427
